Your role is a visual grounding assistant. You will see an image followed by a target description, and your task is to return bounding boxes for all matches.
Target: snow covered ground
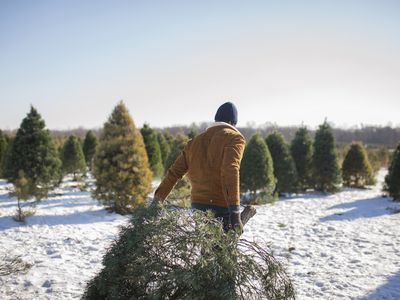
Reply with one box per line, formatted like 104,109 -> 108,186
1,170 -> 399,299
0,179 -> 130,300
244,170 -> 400,300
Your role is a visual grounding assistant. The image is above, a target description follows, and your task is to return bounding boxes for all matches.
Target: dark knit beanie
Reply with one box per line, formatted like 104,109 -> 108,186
214,102 -> 238,125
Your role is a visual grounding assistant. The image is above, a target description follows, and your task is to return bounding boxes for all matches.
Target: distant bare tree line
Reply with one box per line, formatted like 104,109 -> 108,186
143,124 -> 400,147
3,123 -> 400,147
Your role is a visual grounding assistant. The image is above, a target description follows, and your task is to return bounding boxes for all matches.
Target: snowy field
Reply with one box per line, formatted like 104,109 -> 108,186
0,170 -> 399,300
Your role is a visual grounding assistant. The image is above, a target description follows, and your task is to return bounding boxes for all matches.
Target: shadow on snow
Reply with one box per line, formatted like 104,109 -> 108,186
360,271 -> 400,300
0,191 -> 94,209
280,192 -> 336,201
320,196 -> 396,222
0,209 -> 124,231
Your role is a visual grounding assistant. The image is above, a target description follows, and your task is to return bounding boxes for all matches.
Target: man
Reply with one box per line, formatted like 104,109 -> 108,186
154,102 -> 246,232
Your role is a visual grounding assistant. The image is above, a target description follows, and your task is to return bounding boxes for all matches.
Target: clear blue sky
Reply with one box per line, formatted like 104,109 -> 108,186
1,0 -> 399,129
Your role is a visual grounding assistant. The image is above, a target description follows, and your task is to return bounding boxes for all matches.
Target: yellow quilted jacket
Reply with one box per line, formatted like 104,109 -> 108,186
154,122 -> 246,208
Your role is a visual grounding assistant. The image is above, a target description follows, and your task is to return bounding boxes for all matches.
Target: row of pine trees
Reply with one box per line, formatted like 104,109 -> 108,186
0,102 -> 400,217
240,123 -> 378,204
0,102 -> 190,215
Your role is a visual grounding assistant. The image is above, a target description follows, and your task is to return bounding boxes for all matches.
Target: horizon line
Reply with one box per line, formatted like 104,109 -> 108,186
2,121 -> 400,132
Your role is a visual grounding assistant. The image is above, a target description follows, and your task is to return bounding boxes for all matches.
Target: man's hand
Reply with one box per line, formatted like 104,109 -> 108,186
230,211 -> 243,234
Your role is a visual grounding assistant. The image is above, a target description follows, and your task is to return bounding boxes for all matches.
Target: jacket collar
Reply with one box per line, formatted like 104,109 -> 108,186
206,121 -> 239,133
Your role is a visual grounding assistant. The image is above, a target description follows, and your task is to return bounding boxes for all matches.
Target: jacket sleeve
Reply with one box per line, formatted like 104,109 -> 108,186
221,134 -> 246,210
154,143 -> 190,201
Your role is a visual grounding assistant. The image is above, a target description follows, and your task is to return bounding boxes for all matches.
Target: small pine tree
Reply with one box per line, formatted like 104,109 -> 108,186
140,124 -> 164,178
163,133 -> 190,202
342,142 -> 375,187
290,127 -> 313,191
77,136 -> 83,147
1,137 -> 13,180
92,101 -> 152,214
157,132 -> 170,167
266,131 -> 298,194
61,135 -> 86,180
313,121 -> 342,193
164,130 -> 173,141
83,130 -> 98,170
3,106 -> 61,200
368,146 -> 390,173
188,126 -> 199,139
163,131 -> 174,150
164,134 -> 188,172
0,130 -> 8,178
240,133 -> 275,203
384,144 -> 400,201
377,147 -> 390,169
14,170 -> 35,222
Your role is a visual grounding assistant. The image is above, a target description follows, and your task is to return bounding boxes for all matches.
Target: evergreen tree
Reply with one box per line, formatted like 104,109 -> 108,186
61,135 -> 86,180
83,130 -> 98,170
14,170 -> 34,222
164,134 -> 188,172
368,146 -> 390,173
0,130 -> 8,177
313,121 -> 342,193
3,106 -> 61,199
342,142 -> 375,187
240,133 -> 275,202
3,133 -> 11,144
140,124 -> 164,178
266,131 -> 298,194
55,137 -> 65,157
163,131 -> 174,150
290,127 -> 313,191
162,134 -> 190,205
384,143 -> 400,201
157,132 -> 170,167
188,126 -> 199,139
92,101 -> 152,213
1,137 -> 13,180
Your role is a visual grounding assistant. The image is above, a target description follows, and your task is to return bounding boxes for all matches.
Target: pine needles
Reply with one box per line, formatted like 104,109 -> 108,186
82,203 -> 295,300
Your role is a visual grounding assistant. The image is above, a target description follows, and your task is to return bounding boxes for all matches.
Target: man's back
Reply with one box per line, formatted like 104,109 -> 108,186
186,123 -> 244,207
155,122 -> 245,210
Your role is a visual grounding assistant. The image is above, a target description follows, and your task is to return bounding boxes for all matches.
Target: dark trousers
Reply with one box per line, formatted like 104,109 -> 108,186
191,203 -> 231,232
